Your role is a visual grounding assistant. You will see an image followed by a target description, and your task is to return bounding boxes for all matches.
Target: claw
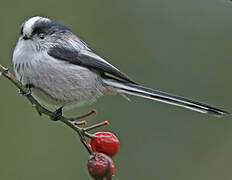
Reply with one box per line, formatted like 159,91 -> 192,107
0,66 -> 8,76
18,84 -> 34,96
18,89 -> 31,96
51,107 -> 63,121
3,67 -> 8,74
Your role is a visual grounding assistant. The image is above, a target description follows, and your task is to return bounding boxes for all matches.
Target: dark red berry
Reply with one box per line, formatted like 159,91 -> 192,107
90,132 -> 119,157
88,152 -> 115,180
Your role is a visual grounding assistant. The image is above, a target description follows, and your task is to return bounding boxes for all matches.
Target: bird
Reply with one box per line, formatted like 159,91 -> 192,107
12,16 -> 229,119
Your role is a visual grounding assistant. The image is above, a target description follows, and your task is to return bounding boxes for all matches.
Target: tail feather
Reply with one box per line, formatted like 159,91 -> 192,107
104,79 -> 229,116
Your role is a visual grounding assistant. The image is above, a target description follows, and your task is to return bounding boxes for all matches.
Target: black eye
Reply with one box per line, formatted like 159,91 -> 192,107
38,32 -> 45,39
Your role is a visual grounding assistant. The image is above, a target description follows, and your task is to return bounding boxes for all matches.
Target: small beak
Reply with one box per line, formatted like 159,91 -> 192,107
23,34 -> 30,40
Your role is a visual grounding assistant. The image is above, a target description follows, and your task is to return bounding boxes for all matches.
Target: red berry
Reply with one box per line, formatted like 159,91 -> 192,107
90,132 -> 120,157
88,152 -> 115,180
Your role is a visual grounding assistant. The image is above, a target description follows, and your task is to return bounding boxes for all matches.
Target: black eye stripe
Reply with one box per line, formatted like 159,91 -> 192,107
31,20 -> 70,36
32,27 -> 44,35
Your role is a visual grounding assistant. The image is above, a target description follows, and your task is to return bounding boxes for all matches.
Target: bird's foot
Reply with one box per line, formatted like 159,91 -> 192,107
51,107 -> 63,121
18,84 -> 34,96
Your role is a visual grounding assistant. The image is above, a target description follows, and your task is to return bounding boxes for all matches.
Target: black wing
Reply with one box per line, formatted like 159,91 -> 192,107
48,45 -> 136,84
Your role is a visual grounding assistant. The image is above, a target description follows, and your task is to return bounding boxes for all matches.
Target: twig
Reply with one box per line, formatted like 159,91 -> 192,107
0,64 -> 105,154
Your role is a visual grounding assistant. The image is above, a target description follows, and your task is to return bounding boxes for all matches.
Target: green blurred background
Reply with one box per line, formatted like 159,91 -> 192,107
0,0 -> 232,179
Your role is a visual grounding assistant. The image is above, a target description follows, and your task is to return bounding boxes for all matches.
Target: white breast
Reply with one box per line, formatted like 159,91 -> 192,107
12,40 -> 106,111
12,38 -> 40,85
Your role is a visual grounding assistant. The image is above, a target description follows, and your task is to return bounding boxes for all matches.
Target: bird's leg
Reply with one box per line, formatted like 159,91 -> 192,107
18,84 -> 34,96
51,107 -> 63,121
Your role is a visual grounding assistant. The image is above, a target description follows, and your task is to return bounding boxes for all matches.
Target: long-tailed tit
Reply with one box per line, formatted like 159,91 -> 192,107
12,16 -> 229,117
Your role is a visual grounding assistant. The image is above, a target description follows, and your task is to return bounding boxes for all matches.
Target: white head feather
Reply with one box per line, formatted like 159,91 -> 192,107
23,16 -> 49,36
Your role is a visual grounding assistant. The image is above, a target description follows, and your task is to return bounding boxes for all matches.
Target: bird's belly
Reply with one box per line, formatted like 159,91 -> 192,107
21,59 -> 105,111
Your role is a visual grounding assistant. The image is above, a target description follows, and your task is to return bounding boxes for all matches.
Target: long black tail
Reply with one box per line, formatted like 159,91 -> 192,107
104,79 -> 229,116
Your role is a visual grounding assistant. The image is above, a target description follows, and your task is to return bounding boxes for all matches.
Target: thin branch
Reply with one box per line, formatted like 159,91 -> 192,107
0,64 -> 97,154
